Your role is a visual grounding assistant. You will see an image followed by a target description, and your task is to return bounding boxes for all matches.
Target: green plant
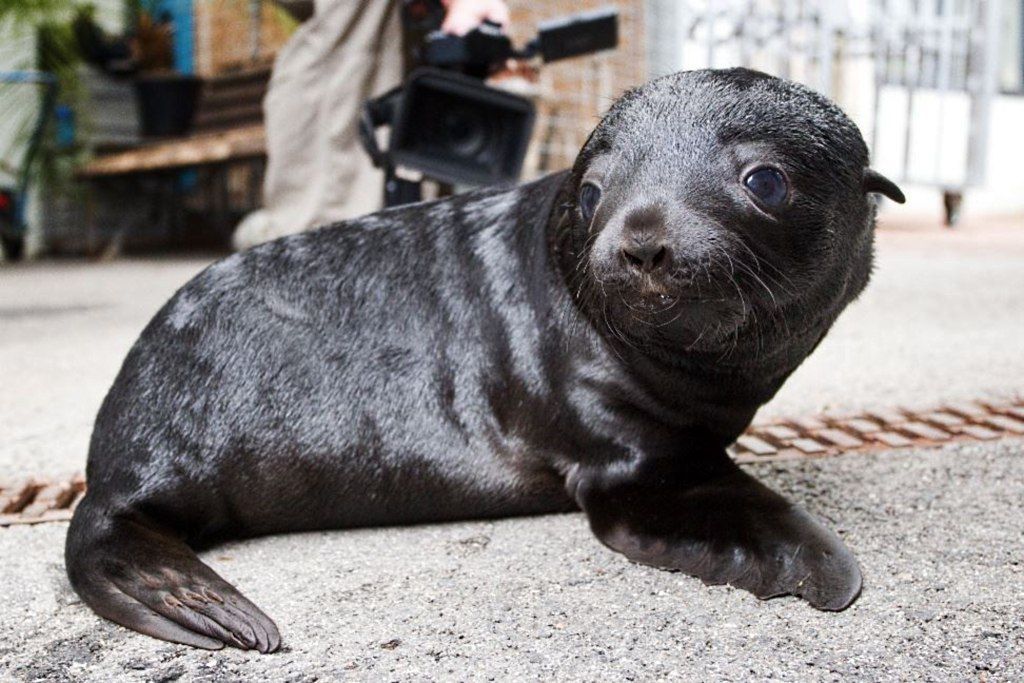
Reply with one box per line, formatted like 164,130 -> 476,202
1,0 -> 84,90
36,16 -> 90,196
1,1 -> 87,187
0,0 -> 77,27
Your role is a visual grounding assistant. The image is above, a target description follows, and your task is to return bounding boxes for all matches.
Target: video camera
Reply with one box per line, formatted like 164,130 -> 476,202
359,2 -> 618,207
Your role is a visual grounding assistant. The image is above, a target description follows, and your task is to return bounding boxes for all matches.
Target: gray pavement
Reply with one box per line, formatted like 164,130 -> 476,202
1,221 -> 1023,680
2,442 -> 1022,681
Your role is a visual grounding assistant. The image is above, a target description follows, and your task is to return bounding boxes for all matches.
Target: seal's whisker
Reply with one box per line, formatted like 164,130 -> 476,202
733,238 -> 799,290
655,307 -> 687,329
600,304 -> 634,359
732,254 -> 794,340
684,322 -> 709,349
733,259 -> 780,309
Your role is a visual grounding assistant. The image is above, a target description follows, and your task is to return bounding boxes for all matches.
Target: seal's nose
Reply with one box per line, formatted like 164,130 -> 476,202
621,234 -> 669,273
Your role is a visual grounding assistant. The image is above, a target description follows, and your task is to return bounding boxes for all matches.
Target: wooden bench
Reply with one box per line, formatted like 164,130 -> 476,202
77,124 -> 267,252
79,124 -> 266,178
76,69 -> 271,252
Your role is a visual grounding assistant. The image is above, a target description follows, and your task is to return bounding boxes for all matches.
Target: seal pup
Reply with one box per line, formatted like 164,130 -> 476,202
66,68 -> 904,651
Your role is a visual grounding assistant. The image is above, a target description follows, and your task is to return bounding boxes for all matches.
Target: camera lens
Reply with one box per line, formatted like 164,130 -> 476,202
391,70 -> 535,186
441,108 -> 489,159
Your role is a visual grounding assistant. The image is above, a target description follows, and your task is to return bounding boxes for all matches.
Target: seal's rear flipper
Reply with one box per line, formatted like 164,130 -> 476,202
65,500 -> 280,652
570,455 -> 862,611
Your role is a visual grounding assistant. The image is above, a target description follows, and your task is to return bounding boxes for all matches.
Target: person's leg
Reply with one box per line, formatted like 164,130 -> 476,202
234,0 -> 402,250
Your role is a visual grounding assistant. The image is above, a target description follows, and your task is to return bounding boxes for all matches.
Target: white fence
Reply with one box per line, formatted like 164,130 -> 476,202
646,0 -> 1005,219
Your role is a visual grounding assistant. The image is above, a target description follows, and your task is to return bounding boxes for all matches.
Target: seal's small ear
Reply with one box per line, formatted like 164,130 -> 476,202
863,168 -> 905,204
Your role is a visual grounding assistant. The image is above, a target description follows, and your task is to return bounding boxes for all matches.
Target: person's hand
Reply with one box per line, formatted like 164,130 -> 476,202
441,0 -> 510,36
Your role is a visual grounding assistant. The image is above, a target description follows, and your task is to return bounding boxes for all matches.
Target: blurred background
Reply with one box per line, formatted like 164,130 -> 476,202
1,0 -> 1021,260
1,7 -> 1023,676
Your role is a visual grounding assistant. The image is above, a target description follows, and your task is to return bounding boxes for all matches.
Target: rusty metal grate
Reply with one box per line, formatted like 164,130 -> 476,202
731,396 -> 1024,463
0,472 -> 85,527
1,397 -> 1022,527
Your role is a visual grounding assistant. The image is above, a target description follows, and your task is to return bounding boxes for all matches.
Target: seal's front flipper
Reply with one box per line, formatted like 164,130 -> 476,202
571,456 -> 862,611
65,500 -> 281,652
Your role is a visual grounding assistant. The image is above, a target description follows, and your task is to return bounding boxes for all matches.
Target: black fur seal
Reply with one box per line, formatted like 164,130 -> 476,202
66,68 -> 905,651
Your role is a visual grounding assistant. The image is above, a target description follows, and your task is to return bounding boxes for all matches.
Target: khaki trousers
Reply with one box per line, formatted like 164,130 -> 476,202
234,0 -> 403,249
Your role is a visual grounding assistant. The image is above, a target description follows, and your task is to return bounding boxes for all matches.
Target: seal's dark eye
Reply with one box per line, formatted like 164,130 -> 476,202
744,167 -> 788,208
579,182 -> 601,223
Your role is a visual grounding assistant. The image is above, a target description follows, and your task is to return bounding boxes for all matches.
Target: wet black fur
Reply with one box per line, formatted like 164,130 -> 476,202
66,69 -> 901,651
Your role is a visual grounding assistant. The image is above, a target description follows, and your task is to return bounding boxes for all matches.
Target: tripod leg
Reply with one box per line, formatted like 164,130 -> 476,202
384,166 -> 423,208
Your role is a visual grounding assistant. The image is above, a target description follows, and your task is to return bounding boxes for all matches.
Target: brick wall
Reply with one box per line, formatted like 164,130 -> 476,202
506,0 -> 648,175
193,0 -> 296,77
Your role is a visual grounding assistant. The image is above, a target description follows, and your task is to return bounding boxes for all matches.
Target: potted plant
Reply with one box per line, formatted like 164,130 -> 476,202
128,1 -> 202,137
67,1 -> 201,137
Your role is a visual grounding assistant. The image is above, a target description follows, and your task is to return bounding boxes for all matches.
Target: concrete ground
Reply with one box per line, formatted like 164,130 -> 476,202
1,218 -> 1022,680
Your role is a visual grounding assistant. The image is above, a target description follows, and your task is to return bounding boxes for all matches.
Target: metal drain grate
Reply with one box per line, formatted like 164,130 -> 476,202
0,472 -> 86,527
1,397 -> 1022,527
731,396 -> 1024,463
